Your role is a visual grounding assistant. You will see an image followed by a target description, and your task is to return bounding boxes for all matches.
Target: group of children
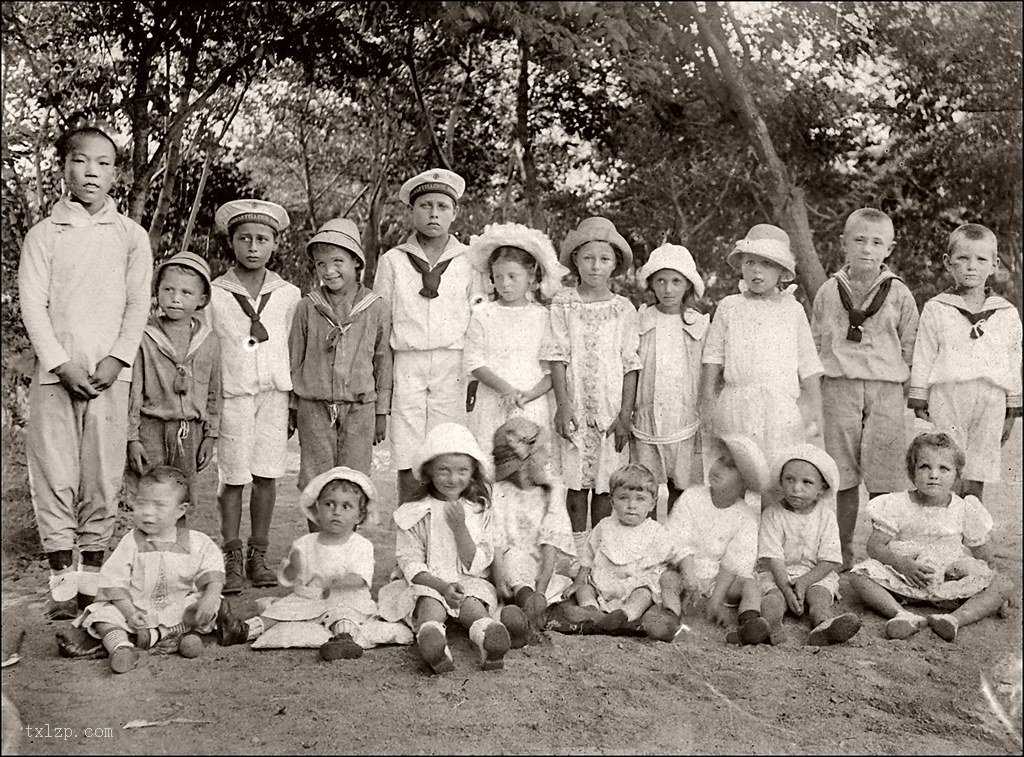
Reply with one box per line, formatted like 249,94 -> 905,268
19,125 -> 1019,675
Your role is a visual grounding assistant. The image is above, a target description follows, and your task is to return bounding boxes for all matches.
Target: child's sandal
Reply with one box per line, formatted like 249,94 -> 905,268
928,613 -> 958,643
808,613 -> 861,646
416,624 -> 454,675
500,605 -> 530,649
479,623 -> 511,671
109,646 -> 144,674
885,611 -> 926,640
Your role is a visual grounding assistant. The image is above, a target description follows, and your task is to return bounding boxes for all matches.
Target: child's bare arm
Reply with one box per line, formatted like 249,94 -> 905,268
969,541 -> 997,566
791,560 -> 839,604
705,566 -> 737,625
550,362 -> 576,439
535,544 -> 556,595
192,580 -> 223,626
699,364 -> 723,429
609,369 -> 638,452
523,374 -> 552,404
112,598 -> 147,629
797,373 -> 824,442
443,501 -> 478,570
324,572 -> 367,591
411,571 -> 466,607
471,366 -> 519,401
865,529 -> 933,588
562,567 -> 591,599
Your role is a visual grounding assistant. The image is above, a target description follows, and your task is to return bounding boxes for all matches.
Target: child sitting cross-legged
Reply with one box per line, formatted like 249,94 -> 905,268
216,467 -> 411,659
554,464 -> 681,638
74,465 -> 224,674
848,431 -> 1013,642
741,445 -> 861,646
660,435 -> 768,644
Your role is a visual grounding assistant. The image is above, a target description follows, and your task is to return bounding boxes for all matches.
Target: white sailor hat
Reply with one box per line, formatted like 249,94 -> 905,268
399,169 -> 466,206
215,199 -> 290,235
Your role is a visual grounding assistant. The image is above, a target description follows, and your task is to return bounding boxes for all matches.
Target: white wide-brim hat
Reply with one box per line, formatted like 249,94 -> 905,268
726,223 -> 796,282
412,423 -> 492,481
560,216 -> 633,277
468,222 -> 569,300
768,444 -> 840,501
298,466 -> 377,525
720,434 -> 770,494
637,243 -> 705,299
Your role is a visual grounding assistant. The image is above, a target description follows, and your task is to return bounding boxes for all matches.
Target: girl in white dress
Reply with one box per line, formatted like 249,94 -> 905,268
849,432 -> 1013,642
631,244 -> 709,513
488,417 -> 576,646
464,223 -> 568,458
700,224 -> 824,489
215,467 -> 411,660
384,423 -> 515,674
542,217 -> 641,553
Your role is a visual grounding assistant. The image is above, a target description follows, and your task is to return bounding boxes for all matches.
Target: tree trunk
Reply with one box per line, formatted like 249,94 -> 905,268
147,134 -> 183,256
687,1 -> 827,299
516,34 -> 541,227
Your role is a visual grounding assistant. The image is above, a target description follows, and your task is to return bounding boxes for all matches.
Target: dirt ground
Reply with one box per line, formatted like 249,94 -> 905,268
2,424 -> 1021,755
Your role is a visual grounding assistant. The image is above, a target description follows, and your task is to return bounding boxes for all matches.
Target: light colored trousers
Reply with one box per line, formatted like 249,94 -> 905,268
26,382 -> 129,552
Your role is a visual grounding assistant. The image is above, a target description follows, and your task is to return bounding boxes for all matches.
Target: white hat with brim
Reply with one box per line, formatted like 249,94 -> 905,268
638,243 -> 705,299
399,168 -> 466,206
560,217 -> 633,277
768,444 -> 840,501
156,251 -> 212,295
719,434 -> 770,494
468,222 -> 570,300
299,466 -> 377,525
215,199 -> 290,235
725,224 -> 796,282
412,422 -> 492,481
306,217 -> 365,266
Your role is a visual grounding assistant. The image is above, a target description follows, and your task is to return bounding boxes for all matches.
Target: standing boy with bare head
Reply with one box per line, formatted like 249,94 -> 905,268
811,208 -> 919,569
19,124 -> 153,619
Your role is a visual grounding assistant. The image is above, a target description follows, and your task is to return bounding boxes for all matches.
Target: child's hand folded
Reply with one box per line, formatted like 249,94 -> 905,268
192,594 -> 219,626
441,582 -> 466,608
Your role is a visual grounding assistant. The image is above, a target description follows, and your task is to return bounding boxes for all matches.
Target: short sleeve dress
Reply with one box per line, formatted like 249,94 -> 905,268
756,502 -> 842,599
580,518 -> 679,609
463,300 -> 553,457
540,289 -> 641,492
849,491 -> 995,603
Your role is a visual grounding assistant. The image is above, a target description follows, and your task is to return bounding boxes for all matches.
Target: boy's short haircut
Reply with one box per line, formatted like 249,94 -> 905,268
609,463 -> 658,499
56,126 -> 120,164
905,432 -> 966,479
844,207 -> 892,233
947,223 -> 997,255
137,464 -> 191,506
155,263 -> 211,299
318,478 -> 369,526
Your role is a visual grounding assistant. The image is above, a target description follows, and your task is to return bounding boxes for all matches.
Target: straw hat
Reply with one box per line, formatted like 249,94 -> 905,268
298,466 -> 377,526
468,222 -> 569,300
719,434 -> 770,494
559,217 -> 633,277
305,218 -> 365,266
726,224 -> 796,282
637,243 -> 705,299
155,251 -> 212,296
412,422 -> 492,481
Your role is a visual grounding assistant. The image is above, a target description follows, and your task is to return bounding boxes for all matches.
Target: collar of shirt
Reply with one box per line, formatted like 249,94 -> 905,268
50,195 -> 118,227
143,314 -> 212,363
133,526 -> 191,554
932,289 -> 1014,314
394,232 -> 466,267
639,304 -> 709,341
834,263 -> 900,300
212,268 -> 290,298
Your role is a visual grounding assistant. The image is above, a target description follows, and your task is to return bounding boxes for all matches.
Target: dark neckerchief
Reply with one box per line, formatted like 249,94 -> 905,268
945,289 -> 997,339
406,253 -> 452,299
231,291 -> 273,343
836,276 -> 896,342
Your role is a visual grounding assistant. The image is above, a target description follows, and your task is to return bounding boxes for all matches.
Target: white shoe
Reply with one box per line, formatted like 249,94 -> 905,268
885,611 -> 927,640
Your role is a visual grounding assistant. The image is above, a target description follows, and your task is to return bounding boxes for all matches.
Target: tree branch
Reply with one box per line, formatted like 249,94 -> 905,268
405,25 -> 452,170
